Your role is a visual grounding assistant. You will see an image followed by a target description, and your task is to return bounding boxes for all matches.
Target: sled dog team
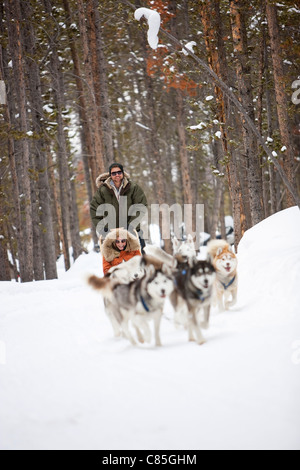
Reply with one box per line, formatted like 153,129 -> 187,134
88,230 -> 238,347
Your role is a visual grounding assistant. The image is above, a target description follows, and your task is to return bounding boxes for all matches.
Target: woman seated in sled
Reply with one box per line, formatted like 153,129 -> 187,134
100,228 -> 142,276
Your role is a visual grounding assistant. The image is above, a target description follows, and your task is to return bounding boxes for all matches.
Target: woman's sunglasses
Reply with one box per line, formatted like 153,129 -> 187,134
111,171 -> 123,176
115,239 -> 127,244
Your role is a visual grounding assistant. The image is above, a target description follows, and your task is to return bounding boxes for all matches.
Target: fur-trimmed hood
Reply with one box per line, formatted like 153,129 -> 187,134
100,228 -> 141,262
96,172 -> 131,189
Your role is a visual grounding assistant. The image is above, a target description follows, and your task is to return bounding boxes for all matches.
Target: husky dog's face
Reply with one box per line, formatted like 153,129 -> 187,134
131,265 -> 146,281
147,272 -> 174,300
215,249 -> 237,276
110,265 -> 145,282
190,261 -> 216,292
173,235 -> 196,259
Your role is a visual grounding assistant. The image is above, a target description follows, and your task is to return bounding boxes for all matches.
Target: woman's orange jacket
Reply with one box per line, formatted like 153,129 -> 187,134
103,250 -> 141,275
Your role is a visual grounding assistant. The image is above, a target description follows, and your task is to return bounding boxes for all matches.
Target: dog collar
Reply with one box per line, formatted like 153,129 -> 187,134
195,289 -> 206,302
140,295 -> 150,312
221,276 -> 236,290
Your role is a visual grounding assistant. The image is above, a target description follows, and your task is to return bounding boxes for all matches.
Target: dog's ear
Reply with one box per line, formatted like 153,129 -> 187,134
162,263 -> 172,277
187,234 -> 195,245
140,255 -> 147,267
189,256 -> 198,268
216,247 -> 223,256
172,237 -> 180,250
146,264 -> 156,278
206,252 -> 214,264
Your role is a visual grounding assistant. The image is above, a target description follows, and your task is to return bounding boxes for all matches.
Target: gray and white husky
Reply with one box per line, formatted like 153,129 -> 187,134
170,258 -> 216,345
88,262 -> 174,347
107,255 -> 145,283
172,235 -> 197,265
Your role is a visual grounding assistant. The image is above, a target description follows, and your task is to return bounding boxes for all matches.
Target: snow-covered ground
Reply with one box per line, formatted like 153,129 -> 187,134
0,207 -> 300,450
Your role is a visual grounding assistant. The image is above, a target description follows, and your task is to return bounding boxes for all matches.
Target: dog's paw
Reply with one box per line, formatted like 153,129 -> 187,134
224,301 -> 233,310
200,321 -> 209,330
144,333 -> 151,344
135,327 -> 145,344
197,338 -> 206,346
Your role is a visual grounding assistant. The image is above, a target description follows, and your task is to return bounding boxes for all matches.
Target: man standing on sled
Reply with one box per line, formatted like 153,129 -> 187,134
90,163 -> 148,252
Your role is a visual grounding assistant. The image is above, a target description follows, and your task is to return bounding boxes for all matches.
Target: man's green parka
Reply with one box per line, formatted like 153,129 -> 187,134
90,172 -> 148,235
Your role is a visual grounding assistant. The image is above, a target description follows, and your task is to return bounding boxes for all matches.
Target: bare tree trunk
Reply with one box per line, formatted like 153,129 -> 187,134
44,0 -> 71,271
48,151 -> 66,262
87,0 -> 114,165
0,41 -> 26,279
30,161 -> 44,281
210,139 -> 224,239
264,38 -> 279,215
266,0 -> 297,208
45,0 -> 83,265
0,238 -> 10,281
146,75 -> 172,253
257,11 -> 270,219
136,0 -> 172,253
220,193 -> 227,240
6,0 -> 34,282
200,0 -> 247,245
86,0 -> 105,165
176,89 -> 194,237
169,0 -> 194,237
77,0 -> 105,177
62,0 -> 95,193
62,0 -> 99,249
69,162 -> 84,261
22,0 -> 57,280
230,0 -> 264,226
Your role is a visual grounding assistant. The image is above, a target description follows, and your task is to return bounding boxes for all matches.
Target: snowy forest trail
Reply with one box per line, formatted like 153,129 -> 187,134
0,208 -> 300,450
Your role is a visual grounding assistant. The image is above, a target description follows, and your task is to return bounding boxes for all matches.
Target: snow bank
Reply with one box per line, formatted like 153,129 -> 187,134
238,206 -> 300,323
0,209 -> 299,450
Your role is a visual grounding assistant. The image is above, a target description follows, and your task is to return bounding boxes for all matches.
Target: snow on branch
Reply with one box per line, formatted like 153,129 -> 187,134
134,7 -> 161,50
182,41 -> 197,56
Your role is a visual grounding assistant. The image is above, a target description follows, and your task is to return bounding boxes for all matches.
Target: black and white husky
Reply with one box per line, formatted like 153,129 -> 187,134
88,262 -> 174,347
170,258 -> 216,345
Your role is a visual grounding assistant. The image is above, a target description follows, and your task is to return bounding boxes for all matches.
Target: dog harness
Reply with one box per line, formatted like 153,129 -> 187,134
140,295 -> 150,312
221,276 -> 236,290
175,269 -> 207,302
194,289 -> 206,302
